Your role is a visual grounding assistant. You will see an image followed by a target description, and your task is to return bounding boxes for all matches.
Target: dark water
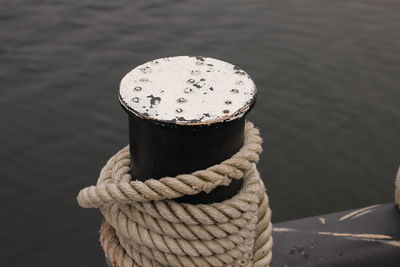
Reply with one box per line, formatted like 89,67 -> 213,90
1,0 -> 400,266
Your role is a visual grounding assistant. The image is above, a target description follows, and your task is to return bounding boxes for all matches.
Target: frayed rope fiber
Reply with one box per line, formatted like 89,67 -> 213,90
77,122 -> 272,267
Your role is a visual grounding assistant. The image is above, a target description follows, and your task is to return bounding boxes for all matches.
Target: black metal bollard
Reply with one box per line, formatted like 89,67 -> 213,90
118,56 -> 257,204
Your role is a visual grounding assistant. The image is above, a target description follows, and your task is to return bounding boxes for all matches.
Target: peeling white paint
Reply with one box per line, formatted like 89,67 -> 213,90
318,231 -> 393,240
119,56 -> 256,125
339,204 -> 379,221
273,227 -> 400,248
351,209 -> 373,219
273,227 -> 296,232
318,231 -> 400,247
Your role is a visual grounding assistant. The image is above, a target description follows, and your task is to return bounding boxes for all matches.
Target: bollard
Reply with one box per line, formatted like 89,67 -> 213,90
81,55 -> 399,267
88,55 -> 400,266
78,56 -> 272,267
118,56 -> 257,204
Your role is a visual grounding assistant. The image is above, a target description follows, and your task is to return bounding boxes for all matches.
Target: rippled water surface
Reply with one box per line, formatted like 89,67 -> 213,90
1,0 -> 399,266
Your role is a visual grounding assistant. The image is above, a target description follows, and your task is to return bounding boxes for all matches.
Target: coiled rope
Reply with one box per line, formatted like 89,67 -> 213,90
77,122 -> 272,267
395,167 -> 400,208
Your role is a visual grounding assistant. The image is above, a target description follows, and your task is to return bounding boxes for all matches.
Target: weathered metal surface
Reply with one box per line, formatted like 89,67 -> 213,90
119,56 -> 257,204
127,115 -> 244,204
271,203 -> 400,267
119,56 -> 257,125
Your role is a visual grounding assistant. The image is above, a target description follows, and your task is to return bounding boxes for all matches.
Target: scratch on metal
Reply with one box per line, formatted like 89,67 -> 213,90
339,204 -> 380,221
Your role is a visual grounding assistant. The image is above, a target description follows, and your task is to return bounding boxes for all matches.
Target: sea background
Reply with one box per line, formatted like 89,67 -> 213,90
1,0 -> 399,266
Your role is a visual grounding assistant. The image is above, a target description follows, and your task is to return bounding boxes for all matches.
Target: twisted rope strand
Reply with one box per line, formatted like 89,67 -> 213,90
78,123 -> 262,208
395,167 -> 400,208
100,173 -> 259,260
79,121 -> 272,266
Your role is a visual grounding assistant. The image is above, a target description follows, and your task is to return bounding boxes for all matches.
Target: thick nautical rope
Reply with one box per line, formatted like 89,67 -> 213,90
78,122 -> 273,267
395,167 -> 400,208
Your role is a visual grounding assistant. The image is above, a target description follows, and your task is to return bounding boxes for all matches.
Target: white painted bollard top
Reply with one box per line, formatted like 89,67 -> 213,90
119,56 -> 257,125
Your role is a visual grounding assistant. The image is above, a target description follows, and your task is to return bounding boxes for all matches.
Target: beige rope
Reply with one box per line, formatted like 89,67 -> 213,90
78,122 -> 272,267
395,166 -> 400,208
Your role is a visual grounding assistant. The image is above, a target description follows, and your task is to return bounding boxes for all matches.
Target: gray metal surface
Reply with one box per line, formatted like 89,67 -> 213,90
272,203 -> 400,267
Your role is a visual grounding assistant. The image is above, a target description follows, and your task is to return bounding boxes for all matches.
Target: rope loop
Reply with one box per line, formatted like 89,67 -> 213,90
78,121 -> 272,266
395,167 -> 400,208
77,122 -> 262,208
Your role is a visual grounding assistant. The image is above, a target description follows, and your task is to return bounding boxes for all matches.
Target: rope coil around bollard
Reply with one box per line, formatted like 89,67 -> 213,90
77,122 -> 273,267
395,167 -> 400,209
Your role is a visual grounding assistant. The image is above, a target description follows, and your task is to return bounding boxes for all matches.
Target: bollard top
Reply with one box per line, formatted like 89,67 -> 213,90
119,56 -> 257,126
